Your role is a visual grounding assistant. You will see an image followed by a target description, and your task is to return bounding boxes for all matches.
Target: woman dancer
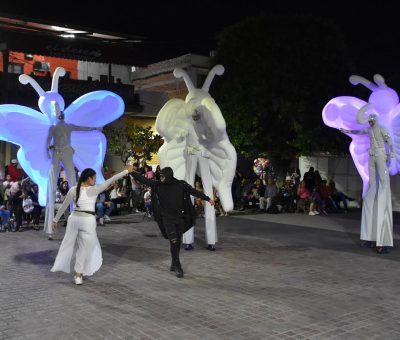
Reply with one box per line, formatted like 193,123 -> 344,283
51,165 -> 133,284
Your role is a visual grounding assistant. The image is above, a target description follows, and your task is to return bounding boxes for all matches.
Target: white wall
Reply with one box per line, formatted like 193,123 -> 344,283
77,61 -> 132,84
299,155 -> 400,211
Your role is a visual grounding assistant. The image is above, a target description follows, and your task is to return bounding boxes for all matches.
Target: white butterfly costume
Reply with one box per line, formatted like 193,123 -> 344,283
0,67 -> 124,235
156,65 -> 237,246
322,74 -> 399,247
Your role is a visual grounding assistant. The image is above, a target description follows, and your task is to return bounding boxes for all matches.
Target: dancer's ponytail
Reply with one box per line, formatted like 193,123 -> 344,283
75,168 -> 96,207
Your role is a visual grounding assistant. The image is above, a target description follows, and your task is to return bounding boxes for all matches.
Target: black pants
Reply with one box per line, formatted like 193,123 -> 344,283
164,219 -> 184,267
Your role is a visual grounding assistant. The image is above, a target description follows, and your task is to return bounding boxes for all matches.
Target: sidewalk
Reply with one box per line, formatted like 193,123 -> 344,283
0,210 -> 399,340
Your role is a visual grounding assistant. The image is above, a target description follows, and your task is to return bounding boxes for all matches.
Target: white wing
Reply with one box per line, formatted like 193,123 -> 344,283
156,98 -> 188,179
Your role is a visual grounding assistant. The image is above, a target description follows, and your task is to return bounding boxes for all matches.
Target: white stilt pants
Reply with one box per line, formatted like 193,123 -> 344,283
44,149 -> 76,235
182,153 -> 217,245
360,148 -> 393,247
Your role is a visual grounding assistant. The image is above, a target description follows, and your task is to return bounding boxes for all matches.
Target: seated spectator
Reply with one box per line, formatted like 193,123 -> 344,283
0,192 -> 11,232
319,180 -> 339,212
252,179 -> 265,209
55,181 -> 70,226
11,182 -> 23,232
309,186 -> 327,215
110,181 -> 128,206
22,181 -> 41,230
30,183 -> 42,229
2,174 -> 14,210
96,192 -> 114,225
296,180 -> 311,213
279,176 -> 296,213
259,177 -> 278,212
240,178 -> 256,210
329,180 -> 355,212
194,180 -> 204,217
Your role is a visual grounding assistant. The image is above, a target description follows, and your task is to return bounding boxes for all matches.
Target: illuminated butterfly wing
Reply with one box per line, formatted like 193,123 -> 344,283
0,104 -> 51,205
384,104 -> 400,175
155,99 -> 187,180
65,91 -> 125,183
322,96 -> 371,196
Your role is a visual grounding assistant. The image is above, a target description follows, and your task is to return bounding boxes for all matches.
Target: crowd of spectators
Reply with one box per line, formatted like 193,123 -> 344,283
1,158 -> 359,232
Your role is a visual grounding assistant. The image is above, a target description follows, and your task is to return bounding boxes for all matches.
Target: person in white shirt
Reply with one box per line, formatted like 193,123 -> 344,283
51,164 -> 133,285
143,187 -> 152,217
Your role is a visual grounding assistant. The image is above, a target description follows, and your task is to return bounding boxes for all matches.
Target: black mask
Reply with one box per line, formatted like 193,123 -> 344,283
160,167 -> 174,183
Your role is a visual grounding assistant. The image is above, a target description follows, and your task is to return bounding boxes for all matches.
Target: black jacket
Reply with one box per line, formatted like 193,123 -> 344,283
130,171 -> 210,239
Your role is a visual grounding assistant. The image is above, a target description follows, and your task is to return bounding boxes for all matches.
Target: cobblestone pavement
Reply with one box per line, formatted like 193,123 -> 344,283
1,210 -> 400,340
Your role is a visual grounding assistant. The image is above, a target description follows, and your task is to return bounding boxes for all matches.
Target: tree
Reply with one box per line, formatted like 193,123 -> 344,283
212,14 -> 354,170
104,118 -> 162,165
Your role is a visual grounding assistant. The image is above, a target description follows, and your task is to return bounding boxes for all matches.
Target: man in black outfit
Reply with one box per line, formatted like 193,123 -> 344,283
130,167 -> 215,278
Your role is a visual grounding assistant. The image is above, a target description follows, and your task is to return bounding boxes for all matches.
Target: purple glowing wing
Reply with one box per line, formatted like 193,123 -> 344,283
71,131 -> 107,184
64,91 -> 125,127
322,96 -> 370,195
0,105 -> 51,205
386,104 -> 400,175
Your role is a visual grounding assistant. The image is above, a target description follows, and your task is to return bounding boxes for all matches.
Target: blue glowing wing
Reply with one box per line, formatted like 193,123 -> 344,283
66,91 -> 124,184
0,104 -> 51,205
322,96 -> 370,196
71,131 -> 107,184
64,91 -> 125,127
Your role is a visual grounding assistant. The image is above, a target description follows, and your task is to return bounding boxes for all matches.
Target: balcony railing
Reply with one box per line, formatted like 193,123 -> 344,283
0,72 -> 142,112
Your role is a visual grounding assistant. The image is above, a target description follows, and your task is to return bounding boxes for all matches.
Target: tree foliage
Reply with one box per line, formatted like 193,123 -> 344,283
104,118 -> 162,165
212,14 -> 355,169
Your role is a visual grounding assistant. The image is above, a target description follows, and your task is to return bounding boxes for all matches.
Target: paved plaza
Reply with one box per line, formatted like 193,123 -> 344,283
1,210 -> 400,340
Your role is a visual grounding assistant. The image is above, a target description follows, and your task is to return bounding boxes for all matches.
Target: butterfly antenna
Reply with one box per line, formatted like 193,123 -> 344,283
373,74 -> 387,88
18,74 -> 45,96
173,68 -> 195,91
349,75 -> 377,91
202,65 -> 225,93
51,67 -> 66,92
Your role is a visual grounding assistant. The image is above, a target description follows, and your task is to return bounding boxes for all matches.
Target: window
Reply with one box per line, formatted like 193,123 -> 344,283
33,61 -> 50,72
8,63 -> 23,74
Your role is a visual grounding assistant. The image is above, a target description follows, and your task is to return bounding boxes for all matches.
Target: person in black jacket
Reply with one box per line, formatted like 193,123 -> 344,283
130,167 -> 215,278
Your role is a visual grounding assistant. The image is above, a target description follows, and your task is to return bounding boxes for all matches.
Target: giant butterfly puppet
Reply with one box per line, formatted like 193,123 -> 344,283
155,65 -> 237,247
0,67 -> 124,235
322,74 -> 400,249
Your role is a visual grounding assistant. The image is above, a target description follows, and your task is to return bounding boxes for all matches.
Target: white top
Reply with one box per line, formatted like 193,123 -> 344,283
144,191 -> 151,203
53,170 -> 128,222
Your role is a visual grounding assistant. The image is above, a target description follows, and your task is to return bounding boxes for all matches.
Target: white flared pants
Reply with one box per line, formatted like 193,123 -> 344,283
51,213 -> 102,276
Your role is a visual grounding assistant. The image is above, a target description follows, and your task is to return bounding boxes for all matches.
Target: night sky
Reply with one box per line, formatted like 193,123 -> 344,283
1,1 -> 400,75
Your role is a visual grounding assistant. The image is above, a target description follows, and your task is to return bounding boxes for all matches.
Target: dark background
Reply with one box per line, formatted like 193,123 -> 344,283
1,1 -> 400,74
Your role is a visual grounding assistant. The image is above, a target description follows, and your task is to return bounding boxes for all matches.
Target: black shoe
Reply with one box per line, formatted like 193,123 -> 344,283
184,244 -> 194,251
377,246 -> 389,254
206,245 -> 216,251
169,263 -> 175,272
175,264 -> 184,278
360,241 -> 374,248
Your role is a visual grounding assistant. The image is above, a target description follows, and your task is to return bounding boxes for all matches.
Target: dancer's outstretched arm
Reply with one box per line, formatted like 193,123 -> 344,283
130,171 -> 156,189
339,128 -> 369,135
